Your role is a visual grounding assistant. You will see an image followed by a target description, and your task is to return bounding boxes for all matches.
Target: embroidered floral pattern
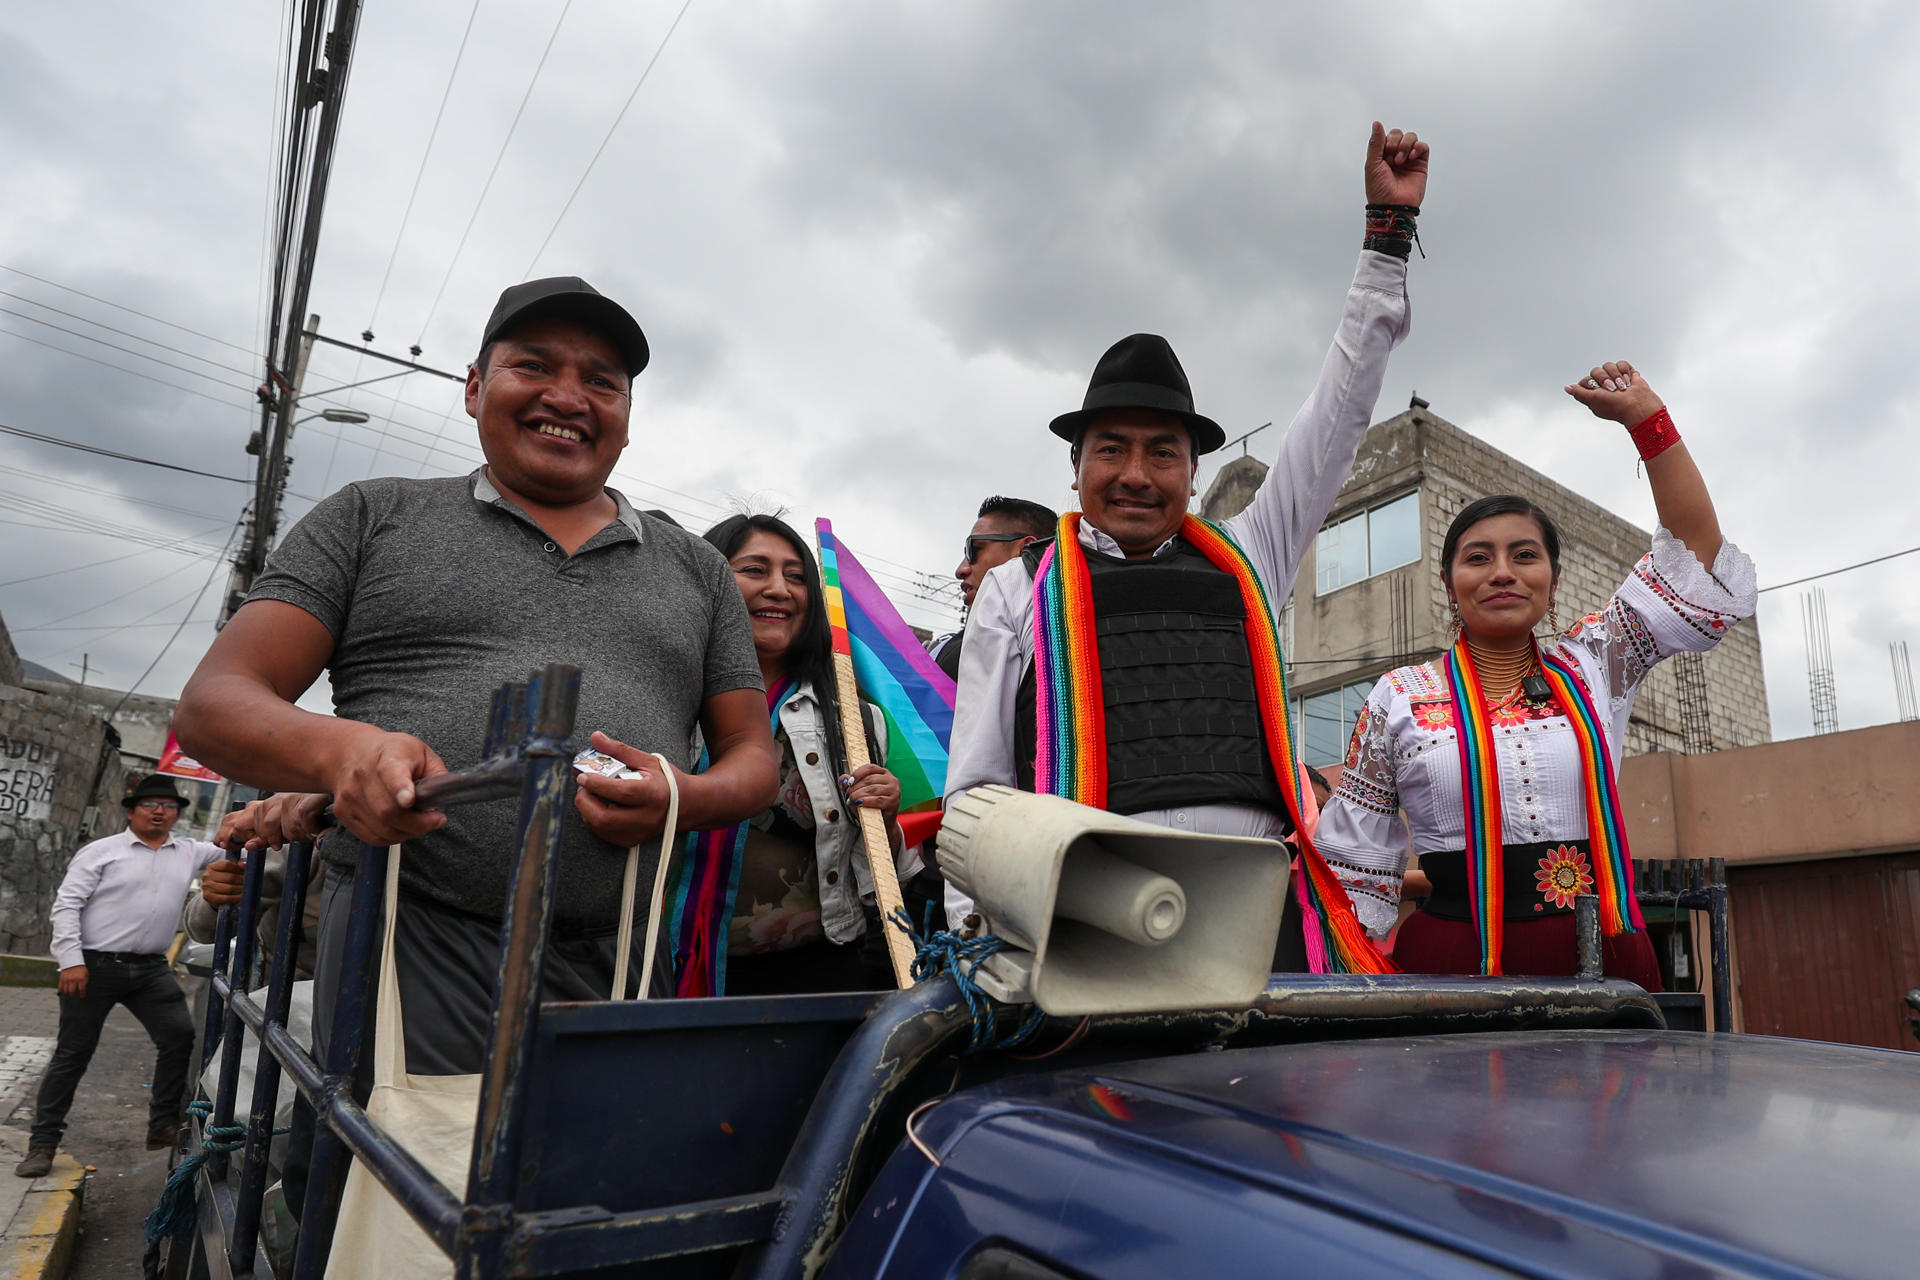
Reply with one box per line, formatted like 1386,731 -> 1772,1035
1413,702 -> 1454,732
1534,844 -> 1594,909
1344,703 -> 1373,770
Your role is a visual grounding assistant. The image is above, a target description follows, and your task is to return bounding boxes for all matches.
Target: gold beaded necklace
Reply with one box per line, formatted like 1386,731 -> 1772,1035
1463,637 -> 1538,702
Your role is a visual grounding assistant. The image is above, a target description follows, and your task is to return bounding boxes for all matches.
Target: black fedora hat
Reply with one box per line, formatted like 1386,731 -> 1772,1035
1048,333 -> 1225,455
478,276 -> 650,377
123,774 -> 188,808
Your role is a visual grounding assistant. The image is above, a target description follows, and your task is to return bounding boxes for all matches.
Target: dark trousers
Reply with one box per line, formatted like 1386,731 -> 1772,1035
29,952 -> 195,1149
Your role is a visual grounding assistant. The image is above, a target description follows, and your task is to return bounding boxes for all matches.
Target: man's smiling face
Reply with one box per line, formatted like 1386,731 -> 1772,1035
1072,410 -> 1197,557
465,315 -> 632,508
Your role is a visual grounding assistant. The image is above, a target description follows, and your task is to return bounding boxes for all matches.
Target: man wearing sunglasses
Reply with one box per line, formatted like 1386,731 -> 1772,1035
933,496 -> 1059,681
15,774 -> 222,1178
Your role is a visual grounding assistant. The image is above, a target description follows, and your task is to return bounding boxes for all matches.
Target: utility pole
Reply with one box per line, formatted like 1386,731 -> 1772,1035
225,316 -> 317,624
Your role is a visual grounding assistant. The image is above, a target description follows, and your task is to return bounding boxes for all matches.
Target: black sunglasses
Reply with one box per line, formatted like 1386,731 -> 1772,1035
962,532 -> 1027,564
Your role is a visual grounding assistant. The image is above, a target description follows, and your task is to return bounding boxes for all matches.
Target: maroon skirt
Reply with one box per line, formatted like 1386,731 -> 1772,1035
1392,909 -> 1662,991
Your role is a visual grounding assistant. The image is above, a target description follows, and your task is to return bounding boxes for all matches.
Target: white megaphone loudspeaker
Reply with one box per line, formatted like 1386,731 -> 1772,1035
937,785 -> 1292,1016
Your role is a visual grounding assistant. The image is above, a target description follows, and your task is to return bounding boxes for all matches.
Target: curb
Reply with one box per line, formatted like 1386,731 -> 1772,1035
0,958 -> 55,990
1,1153 -> 86,1280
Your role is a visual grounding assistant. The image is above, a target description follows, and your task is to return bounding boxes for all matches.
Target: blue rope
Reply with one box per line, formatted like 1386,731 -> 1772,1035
889,907 -> 1046,1053
143,1099 -> 288,1244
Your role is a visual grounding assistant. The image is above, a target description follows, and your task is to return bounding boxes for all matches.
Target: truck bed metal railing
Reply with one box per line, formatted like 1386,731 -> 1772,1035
1632,855 -> 1733,1031
184,661 -> 1676,1280
189,662 -> 582,1279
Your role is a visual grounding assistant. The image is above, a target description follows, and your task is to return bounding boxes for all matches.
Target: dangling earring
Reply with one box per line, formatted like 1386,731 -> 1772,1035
1546,598 -> 1561,635
1447,598 -> 1463,638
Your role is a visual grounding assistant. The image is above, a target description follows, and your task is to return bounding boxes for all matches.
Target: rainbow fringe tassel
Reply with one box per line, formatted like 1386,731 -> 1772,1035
1442,637 -> 1642,975
1032,513 -> 1395,974
668,679 -> 796,997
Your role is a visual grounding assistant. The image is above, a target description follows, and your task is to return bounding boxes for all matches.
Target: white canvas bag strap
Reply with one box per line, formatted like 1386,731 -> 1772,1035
372,843 -> 406,1087
612,753 -> 680,1001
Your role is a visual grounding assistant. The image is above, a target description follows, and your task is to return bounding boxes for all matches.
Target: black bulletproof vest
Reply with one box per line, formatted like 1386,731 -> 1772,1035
1014,537 -> 1286,817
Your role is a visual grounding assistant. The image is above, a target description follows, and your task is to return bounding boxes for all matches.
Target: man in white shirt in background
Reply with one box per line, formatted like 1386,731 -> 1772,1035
13,774 -> 222,1178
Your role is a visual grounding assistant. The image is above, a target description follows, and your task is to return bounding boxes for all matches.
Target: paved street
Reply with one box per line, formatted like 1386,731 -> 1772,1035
0,980 -> 200,1280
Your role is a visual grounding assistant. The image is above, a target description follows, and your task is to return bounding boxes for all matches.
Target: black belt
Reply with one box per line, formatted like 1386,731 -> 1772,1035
83,949 -> 165,963
1420,842 -> 1595,922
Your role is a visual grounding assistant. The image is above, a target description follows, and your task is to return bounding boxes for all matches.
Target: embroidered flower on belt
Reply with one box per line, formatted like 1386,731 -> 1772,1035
1535,844 -> 1594,909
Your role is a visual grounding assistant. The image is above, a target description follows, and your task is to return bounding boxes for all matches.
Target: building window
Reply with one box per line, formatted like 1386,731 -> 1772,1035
1295,679 -> 1376,767
1314,491 -> 1420,595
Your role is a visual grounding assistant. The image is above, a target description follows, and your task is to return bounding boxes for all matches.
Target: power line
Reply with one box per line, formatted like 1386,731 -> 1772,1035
0,291 -> 258,380
366,0 -> 484,335
0,422 -> 249,484
0,264 -> 261,358
15,549 -> 222,632
0,324 -> 255,411
524,0 -> 696,276
1757,544 -> 1920,595
0,521 -> 233,588
0,464 -> 236,522
109,517 -> 246,717
413,0 -> 575,347
0,307 -> 258,389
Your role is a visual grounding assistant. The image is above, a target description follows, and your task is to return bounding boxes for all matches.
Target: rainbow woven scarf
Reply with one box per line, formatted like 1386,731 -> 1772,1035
1440,636 -> 1643,975
668,678 -> 797,997
1032,512 -> 1395,974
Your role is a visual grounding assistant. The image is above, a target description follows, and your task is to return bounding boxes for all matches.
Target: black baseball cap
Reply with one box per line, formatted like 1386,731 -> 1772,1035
477,276 -> 650,377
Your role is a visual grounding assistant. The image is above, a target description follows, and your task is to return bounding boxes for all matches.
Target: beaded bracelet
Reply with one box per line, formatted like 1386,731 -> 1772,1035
1628,406 -> 1681,461
1364,203 -> 1422,260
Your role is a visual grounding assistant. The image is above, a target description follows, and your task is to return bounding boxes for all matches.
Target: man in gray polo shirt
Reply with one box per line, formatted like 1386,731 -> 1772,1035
176,278 -> 779,1082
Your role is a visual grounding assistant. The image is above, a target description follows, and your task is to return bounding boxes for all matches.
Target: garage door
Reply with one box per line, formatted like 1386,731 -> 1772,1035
1729,851 -> 1920,1049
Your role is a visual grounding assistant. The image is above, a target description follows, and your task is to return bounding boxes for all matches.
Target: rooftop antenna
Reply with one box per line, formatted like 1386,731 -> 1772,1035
1802,588 -> 1839,734
1893,640 -> 1917,722
1222,422 -> 1272,459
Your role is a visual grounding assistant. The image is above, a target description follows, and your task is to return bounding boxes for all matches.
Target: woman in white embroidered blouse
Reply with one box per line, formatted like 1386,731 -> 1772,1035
1313,360 -> 1756,985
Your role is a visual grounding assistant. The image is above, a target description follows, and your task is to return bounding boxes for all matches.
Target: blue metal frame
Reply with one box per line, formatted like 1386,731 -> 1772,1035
181,662 -> 1678,1280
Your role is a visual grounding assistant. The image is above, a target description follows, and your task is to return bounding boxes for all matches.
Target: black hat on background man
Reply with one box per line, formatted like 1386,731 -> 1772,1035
478,276 -> 650,376
123,774 -> 188,808
1048,333 -> 1226,455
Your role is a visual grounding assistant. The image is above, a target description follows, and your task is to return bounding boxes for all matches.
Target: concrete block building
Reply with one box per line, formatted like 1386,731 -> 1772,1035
1203,403 -> 1771,768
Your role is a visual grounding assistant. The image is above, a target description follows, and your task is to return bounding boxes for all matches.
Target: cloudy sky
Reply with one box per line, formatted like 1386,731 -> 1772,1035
2,0 -> 1916,739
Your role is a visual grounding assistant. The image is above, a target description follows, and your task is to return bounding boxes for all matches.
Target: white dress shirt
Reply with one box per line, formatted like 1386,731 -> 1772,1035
1314,529 -> 1758,936
48,827 -> 224,969
944,250 -> 1413,928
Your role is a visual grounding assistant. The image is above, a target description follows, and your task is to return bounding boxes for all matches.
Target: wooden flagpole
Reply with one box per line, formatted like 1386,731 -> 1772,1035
817,520 -> 916,988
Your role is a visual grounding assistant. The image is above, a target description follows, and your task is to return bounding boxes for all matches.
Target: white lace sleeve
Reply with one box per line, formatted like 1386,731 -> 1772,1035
1562,526 -> 1757,700
1310,680 -> 1408,939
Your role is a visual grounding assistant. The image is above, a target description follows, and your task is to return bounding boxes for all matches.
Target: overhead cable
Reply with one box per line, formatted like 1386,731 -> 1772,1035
523,0 -> 695,276
109,516 -> 247,716
0,521 -> 234,588
0,306 -> 258,385
1757,544 -> 1920,594
366,0 -> 485,335
413,0 -> 575,347
0,264 -> 261,359
0,423 -> 249,484
0,326 -> 253,411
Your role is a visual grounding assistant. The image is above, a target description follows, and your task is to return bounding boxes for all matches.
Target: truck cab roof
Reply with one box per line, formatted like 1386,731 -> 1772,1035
840,1029 -> 1920,1280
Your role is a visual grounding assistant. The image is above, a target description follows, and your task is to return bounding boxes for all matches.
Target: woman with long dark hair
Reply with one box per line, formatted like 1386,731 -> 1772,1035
1312,361 -> 1756,983
671,514 -> 937,996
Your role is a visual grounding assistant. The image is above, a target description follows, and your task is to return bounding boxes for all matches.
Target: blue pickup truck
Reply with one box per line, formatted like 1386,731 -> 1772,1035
831,1024 -> 1920,1280
177,667 -> 1920,1280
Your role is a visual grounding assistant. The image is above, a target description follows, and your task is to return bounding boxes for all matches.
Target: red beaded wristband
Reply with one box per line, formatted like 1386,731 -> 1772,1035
1628,406 -> 1680,461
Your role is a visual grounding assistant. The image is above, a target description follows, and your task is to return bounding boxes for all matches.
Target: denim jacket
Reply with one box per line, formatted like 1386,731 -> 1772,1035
719,679 -> 923,945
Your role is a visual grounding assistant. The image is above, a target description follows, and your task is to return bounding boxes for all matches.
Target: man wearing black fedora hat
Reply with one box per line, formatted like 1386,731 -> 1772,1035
944,124 -> 1429,971
174,279 -> 777,1110
15,774 -> 223,1176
